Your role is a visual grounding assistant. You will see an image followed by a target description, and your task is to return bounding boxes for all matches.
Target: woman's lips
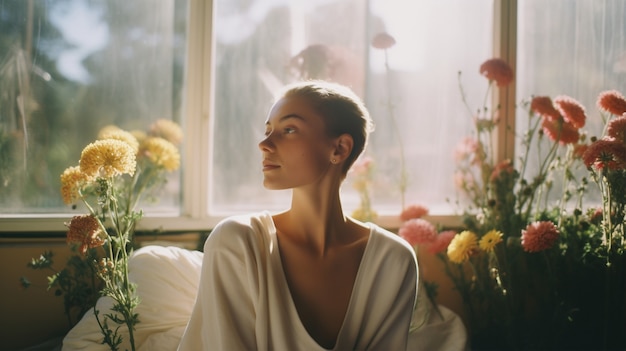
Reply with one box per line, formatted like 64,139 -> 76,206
262,161 -> 280,171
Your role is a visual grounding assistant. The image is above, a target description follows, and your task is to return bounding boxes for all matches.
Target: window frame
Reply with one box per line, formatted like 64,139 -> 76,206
0,0 -> 516,233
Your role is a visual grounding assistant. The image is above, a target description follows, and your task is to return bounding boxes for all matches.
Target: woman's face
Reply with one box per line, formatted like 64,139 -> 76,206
258,96 -> 336,190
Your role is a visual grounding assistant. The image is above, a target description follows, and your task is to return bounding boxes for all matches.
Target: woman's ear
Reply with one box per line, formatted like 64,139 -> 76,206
332,134 -> 354,162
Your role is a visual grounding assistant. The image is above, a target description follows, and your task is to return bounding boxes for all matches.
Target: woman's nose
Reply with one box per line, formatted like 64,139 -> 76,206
258,134 -> 274,152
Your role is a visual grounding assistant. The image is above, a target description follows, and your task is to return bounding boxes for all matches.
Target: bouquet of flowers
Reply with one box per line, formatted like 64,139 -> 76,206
23,119 -> 182,351
398,58 -> 626,349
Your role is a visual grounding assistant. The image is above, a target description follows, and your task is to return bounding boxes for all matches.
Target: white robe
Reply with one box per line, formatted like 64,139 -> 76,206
61,212 -> 474,351
177,211 -> 419,351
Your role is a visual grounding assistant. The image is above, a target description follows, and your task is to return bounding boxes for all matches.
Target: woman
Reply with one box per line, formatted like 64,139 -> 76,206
178,80 -> 418,351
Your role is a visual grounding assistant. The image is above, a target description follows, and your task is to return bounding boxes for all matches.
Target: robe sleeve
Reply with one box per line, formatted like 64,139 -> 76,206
177,219 -> 260,351
365,239 -> 418,351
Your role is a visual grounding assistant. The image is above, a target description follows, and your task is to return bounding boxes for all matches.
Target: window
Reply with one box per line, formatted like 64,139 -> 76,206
2,0 -> 625,232
210,0 -> 493,219
0,0 -> 188,229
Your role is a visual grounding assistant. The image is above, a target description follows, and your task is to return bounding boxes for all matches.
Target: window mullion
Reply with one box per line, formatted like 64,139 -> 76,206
493,0 -> 518,162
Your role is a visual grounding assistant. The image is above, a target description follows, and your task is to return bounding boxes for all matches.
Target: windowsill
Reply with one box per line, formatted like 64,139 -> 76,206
0,213 -> 463,234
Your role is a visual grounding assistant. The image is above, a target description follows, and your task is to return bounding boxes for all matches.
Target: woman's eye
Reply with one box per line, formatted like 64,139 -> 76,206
284,127 -> 295,134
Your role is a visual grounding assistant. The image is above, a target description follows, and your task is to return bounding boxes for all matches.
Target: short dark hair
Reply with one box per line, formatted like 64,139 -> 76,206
278,80 -> 374,175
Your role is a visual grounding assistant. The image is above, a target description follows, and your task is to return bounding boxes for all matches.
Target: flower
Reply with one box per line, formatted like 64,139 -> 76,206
399,218 -> 437,247
554,95 -> 587,129
530,96 -> 561,120
99,127 -> 140,153
582,138 -> 626,170
400,61 -> 626,350
60,166 -> 94,204
541,117 -> 580,144
597,89 -> 626,116
79,139 -> 137,178
479,230 -> 503,252
454,137 -> 481,164
149,118 -> 184,145
350,156 -> 377,222
65,215 -> 106,255
400,204 -> 429,221
26,120 -> 183,351
479,58 -> 514,87
139,137 -> 180,171
371,32 -> 396,49
606,115 -> 626,143
428,230 -> 456,254
490,159 -> 514,182
447,230 -> 479,264
521,221 -> 559,253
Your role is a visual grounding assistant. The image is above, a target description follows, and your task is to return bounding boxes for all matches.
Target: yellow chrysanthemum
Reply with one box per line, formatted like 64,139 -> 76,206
60,166 -> 94,204
479,229 -> 503,252
447,230 -> 479,264
98,128 -> 139,153
97,125 -> 123,138
139,137 -> 180,171
130,130 -> 148,144
79,139 -> 137,178
149,119 -> 183,145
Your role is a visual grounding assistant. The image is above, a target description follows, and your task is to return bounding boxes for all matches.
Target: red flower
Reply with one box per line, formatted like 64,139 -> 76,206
400,204 -> 429,222
582,138 -> 626,170
66,215 -> 106,255
606,115 -> 626,143
521,221 -> 559,253
479,58 -> 514,87
541,118 -> 580,145
530,96 -> 560,120
371,32 -> 396,50
597,90 -> 626,116
398,218 -> 437,247
554,95 -> 586,129
490,159 -> 515,182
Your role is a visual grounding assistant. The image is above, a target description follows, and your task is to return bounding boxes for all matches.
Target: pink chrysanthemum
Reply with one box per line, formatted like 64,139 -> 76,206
479,58 -> 514,87
350,156 -> 374,176
606,115 -> 626,143
66,215 -> 106,255
398,218 -> 437,247
530,96 -> 560,120
582,138 -> 626,170
400,204 -> 429,221
454,136 -> 481,164
428,230 -> 456,254
454,171 -> 476,192
541,118 -> 580,145
597,90 -> 626,116
521,221 -> 559,253
371,32 -> 396,50
554,95 -> 586,129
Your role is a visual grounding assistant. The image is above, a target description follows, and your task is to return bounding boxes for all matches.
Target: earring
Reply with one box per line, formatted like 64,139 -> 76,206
331,159 -> 336,164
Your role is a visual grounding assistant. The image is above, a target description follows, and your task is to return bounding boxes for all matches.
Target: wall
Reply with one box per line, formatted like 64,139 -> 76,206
0,233 -> 201,351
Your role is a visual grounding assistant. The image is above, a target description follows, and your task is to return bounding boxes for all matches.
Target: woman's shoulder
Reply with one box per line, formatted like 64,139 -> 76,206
204,211 -> 273,251
369,223 -> 415,255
